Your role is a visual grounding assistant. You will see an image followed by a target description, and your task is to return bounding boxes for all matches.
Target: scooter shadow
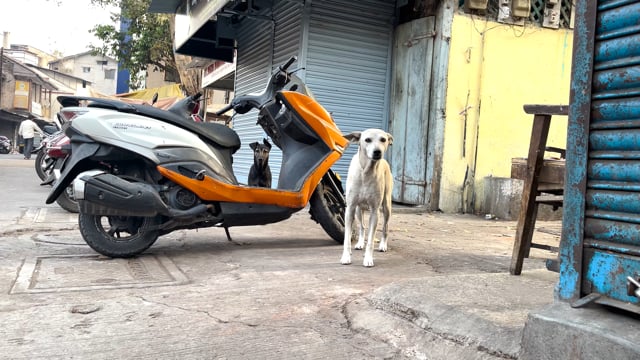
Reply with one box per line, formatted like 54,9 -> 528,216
151,234 -> 342,257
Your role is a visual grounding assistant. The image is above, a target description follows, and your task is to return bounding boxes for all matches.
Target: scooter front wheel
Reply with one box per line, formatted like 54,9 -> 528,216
78,213 -> 161,258
309,180 -> 345,243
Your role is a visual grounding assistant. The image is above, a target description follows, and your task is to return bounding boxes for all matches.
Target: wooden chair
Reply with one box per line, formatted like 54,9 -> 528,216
509,104 -> 568,275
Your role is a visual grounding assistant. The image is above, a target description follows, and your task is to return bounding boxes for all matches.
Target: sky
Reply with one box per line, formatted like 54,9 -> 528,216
0,0 -> 117,56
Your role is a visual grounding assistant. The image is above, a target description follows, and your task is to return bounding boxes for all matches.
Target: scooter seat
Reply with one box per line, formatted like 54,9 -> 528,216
126,104 -> 241,152
59,96 -> 240,152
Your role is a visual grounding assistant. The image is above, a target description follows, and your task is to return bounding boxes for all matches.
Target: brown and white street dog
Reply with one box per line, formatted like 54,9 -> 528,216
341,129 -> 393,267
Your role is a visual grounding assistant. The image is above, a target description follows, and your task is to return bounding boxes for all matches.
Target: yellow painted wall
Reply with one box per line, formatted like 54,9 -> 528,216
439,14 -> 573,213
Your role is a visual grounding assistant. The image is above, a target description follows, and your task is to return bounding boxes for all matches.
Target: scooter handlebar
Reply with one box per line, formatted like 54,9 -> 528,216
216,103 -> 234,116
215,57 -> 297,116
280,56 -> 297,71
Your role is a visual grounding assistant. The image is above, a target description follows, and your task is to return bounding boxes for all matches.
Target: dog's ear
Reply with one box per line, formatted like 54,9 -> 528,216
344,132 -> 361,143
250,141 -> 258,150
387,133 -> 394,146
263,138 -> 272,149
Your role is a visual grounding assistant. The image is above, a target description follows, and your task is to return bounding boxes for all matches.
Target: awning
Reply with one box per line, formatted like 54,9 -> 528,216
85,84 -> 185,110
0,109 -> 54,129
204,71 -> 234,91
0,109 -> 28,123
148,0 -> 181,13
202,59 -> 236,91
149,0 -> 235,62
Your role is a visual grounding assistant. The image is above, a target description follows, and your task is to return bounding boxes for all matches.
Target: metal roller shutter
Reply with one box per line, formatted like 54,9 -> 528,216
304,0 -> 395,179
232,0 -> 302,187
233,16 -> 273,185
269,0 -> 303,188
563,0 -> 640,310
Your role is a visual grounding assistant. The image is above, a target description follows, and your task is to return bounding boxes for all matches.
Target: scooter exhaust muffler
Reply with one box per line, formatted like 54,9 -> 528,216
73,171 -> 208,218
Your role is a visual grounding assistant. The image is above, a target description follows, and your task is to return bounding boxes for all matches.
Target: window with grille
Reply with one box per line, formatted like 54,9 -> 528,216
529,0 -> 573,28
104,69 -> 116,80
164,68 -> 179,83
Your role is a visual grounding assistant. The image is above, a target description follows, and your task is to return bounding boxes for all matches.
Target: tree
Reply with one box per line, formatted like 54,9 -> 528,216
89,0 -> 201,94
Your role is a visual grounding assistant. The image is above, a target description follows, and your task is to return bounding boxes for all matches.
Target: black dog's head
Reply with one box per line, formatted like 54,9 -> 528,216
250,138 -> 272,168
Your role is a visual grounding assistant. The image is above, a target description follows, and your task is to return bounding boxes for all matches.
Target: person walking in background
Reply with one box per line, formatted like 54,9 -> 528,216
18,119 -> 43,160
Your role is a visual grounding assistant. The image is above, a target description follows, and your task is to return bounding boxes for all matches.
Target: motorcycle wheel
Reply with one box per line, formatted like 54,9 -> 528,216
309,180 -> 345,243
0,146 -> 9,154
78,213 -> 162,258
56,185 -> 79,213
35,150 -> 54,181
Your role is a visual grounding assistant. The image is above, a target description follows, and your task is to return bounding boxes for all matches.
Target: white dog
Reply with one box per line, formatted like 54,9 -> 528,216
340,129 -> 393,267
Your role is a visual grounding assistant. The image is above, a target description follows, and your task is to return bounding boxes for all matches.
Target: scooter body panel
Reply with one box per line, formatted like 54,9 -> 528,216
70,108 -> 218,160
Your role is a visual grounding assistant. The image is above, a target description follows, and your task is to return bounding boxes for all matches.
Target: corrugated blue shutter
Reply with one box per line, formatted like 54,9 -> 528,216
563,0 -> 640,309
304,0 -> 395,179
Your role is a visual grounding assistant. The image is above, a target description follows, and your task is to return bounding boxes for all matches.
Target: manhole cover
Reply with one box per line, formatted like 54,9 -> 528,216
35,207 -> 78,223
32,233 -> 86,246
20,207 -> 78,225
11,254 -> 189,294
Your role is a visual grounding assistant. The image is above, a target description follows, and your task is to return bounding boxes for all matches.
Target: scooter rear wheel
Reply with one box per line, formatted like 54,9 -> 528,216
78,213 -> 161,258
309,180 -> 345,243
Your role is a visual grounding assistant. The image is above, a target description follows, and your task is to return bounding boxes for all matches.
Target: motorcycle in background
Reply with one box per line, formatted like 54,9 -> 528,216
34,118 -> 64,180
40,131 -> 77,213
0,136 -> 11,154
46,56 -> 346,258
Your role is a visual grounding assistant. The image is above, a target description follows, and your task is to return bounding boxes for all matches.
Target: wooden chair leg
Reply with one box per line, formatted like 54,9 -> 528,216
510,113 -> 552,275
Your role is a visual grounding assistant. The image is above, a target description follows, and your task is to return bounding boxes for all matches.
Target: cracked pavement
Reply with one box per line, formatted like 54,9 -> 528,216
0,155 -> 560,359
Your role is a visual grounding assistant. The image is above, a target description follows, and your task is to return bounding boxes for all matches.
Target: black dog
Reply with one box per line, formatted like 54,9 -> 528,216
248,138 -> 272,188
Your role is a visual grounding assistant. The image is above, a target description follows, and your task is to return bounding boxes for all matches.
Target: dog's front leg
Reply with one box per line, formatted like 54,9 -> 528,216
354,206 -> 366,250
363,208 -> 379,267
378,199 -> 391,252
341,205 -> 356,265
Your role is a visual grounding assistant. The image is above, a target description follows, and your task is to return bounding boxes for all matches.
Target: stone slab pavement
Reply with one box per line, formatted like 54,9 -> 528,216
0,155 -> 572,359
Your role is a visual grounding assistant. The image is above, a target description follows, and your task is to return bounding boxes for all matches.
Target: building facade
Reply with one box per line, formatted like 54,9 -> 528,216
150,0 -> 575,215
48,51 -> 118,95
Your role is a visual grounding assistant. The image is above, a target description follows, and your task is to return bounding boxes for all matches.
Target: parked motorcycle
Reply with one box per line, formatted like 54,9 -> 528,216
35,130 -> 64,181
39,131 -> 78,213
46,56 -> 345,258
0,136 -> 11,154
33,118 -> 65,180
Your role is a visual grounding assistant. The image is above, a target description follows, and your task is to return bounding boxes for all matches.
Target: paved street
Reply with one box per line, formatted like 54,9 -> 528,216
0,154 -> 561,359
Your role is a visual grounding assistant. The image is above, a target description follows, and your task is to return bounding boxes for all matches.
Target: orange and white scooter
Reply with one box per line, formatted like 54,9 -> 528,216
46,56 -> 348,258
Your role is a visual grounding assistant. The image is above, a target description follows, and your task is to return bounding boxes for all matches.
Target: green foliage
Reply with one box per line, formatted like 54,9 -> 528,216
89,0 -> 175,90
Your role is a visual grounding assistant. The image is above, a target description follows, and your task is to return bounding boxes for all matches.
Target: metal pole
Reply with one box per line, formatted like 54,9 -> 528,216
0,46 -> 4,107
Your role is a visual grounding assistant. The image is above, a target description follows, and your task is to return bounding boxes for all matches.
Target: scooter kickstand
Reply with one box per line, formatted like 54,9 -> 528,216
224,226 -> 233,242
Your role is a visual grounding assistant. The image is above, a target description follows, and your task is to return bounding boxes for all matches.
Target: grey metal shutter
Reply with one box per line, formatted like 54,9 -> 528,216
304,0 -> 395,179
232,17 -> 273,185
231,0 -> 302,187
268,0 -> 303,187
562,0 -> 640,308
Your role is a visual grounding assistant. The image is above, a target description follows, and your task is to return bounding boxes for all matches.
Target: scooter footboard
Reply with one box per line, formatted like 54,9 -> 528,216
219,202 -> 300,226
